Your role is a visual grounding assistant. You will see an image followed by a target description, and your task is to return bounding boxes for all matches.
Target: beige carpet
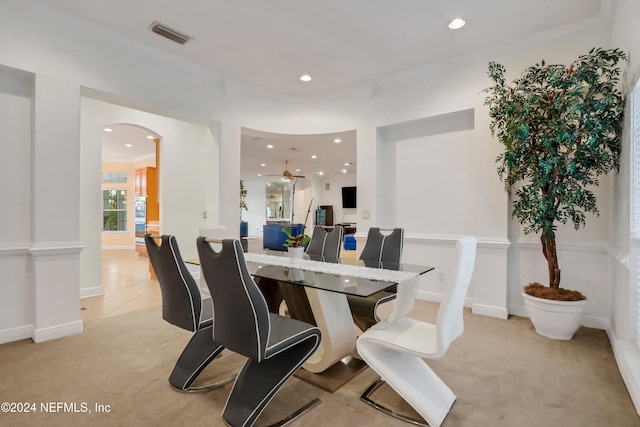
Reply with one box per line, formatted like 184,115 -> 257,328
0,301 -> 638,427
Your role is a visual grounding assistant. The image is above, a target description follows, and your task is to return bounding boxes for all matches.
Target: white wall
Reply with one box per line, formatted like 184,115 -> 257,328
0,66 -> 33,342
242,178 -> 268,236
0,0 -> 227,342
0,0 -> 626,347
310,172 -> 358,225
80,97 -> 220,298
610,0 -> 640,413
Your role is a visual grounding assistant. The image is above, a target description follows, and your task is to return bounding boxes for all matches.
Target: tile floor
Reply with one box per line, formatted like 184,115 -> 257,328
82,241 -> 359,324
81,249 -> 162,324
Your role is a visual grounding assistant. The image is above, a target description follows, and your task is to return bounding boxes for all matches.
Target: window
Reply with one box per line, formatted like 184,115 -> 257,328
102,172 -> 127,183
631,81 -> 640,347
103,190 -> 127,231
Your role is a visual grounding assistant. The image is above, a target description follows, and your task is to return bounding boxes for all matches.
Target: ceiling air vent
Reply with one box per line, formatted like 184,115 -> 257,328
148,21 -> 192,45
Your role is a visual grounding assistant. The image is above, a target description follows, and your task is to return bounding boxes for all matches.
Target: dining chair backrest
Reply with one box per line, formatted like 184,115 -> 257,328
145,234 -> 202,332
435,236 -> 477,357
306,225 -> 343,259
197,237 -> 270,361
359,227 -> 404,264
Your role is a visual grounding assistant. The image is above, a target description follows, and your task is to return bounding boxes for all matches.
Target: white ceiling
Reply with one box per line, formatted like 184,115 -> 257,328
101,124 -> 158,162
42,0 -> 606,175
38,0 -> 605,94
241,128 -> 356,181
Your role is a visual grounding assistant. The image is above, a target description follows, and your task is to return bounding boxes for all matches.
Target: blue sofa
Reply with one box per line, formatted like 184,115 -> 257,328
263,223 -> 305,251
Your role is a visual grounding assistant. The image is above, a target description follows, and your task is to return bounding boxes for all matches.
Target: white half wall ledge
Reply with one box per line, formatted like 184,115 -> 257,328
511,239 -> 608,253
30,241 -> 85,256
404,234 -> 510,249
0,325 -> 32,345
606,244 -> 630,268
32,320 -> 84,343
0,243 -> 30,256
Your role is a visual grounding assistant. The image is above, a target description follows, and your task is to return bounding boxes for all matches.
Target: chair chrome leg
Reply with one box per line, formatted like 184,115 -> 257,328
360,378 -> 430,427
169,374 -> 236,393
169,326 -> 234,393
264,398 -> 322,427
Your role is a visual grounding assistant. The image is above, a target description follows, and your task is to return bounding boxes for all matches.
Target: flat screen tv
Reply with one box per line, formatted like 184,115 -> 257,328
342,186 -> 357,209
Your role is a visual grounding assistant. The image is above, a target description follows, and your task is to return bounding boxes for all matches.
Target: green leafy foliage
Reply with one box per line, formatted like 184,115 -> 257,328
240,180 -> 248,211
282,227 -> 311,248
483,48 -> 626,288
240,180 -> 248,221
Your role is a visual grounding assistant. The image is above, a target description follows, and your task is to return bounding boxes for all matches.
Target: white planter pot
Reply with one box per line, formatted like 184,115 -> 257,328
521,292 -> 588,340
287,246 -> 305,259
287,268 -> 304,282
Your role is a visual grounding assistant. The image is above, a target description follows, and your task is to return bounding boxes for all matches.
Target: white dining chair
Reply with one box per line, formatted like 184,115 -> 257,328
356,236 -> 477,427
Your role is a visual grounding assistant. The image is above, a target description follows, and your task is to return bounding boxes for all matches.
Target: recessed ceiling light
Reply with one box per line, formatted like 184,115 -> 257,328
146,135 -> 155,139
319,171 -> 324,176
300,74 -> 312,82
311,155 -> 317,159
295,169 -> 301,172
342,169 -> 347,173
260,163 -> 266,167
334,138 -> 341,143
103,128 -> 112,132
257,174 -> 262,176
344,162 -> 350,166
125,144 -> 133,148
267,144 -> 274,149
448,18 -> 465,29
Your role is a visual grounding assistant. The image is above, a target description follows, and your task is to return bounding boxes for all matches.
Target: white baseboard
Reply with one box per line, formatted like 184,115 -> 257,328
472,303 -> 509,319
510,304 -> 528,318
0,325 -> 32,344
418,290 -> 508,319
32,320 -> 83,343
80,286 -> 104,298
417,290 -> 443,302
582,315 -> 610,330
608,330 -> 640,416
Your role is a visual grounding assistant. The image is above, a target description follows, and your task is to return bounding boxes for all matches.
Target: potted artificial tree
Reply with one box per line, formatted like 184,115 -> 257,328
240,180 -> 248,237
484,48 -> 626,340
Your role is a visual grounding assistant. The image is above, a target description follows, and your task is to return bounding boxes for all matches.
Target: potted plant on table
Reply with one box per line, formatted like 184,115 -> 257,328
282,227 -> 310,259
483,48 -> 626,340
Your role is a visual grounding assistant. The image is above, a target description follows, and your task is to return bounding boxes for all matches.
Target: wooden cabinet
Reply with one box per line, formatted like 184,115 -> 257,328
135,167 -> 154,196
135,167 -> 159,221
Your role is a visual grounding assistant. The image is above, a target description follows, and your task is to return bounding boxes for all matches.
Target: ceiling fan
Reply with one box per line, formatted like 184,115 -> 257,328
267,160 -> 305,179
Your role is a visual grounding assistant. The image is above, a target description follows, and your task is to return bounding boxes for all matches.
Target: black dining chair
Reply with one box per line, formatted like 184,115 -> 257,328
305,225 -> 343,259
197,237 -> 322,427
145,234 -> 230,392
347,227 -> 405,331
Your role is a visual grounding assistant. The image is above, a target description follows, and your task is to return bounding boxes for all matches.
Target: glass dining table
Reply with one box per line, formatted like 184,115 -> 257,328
245,251 -> 434,392
188,247 -> 434,392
